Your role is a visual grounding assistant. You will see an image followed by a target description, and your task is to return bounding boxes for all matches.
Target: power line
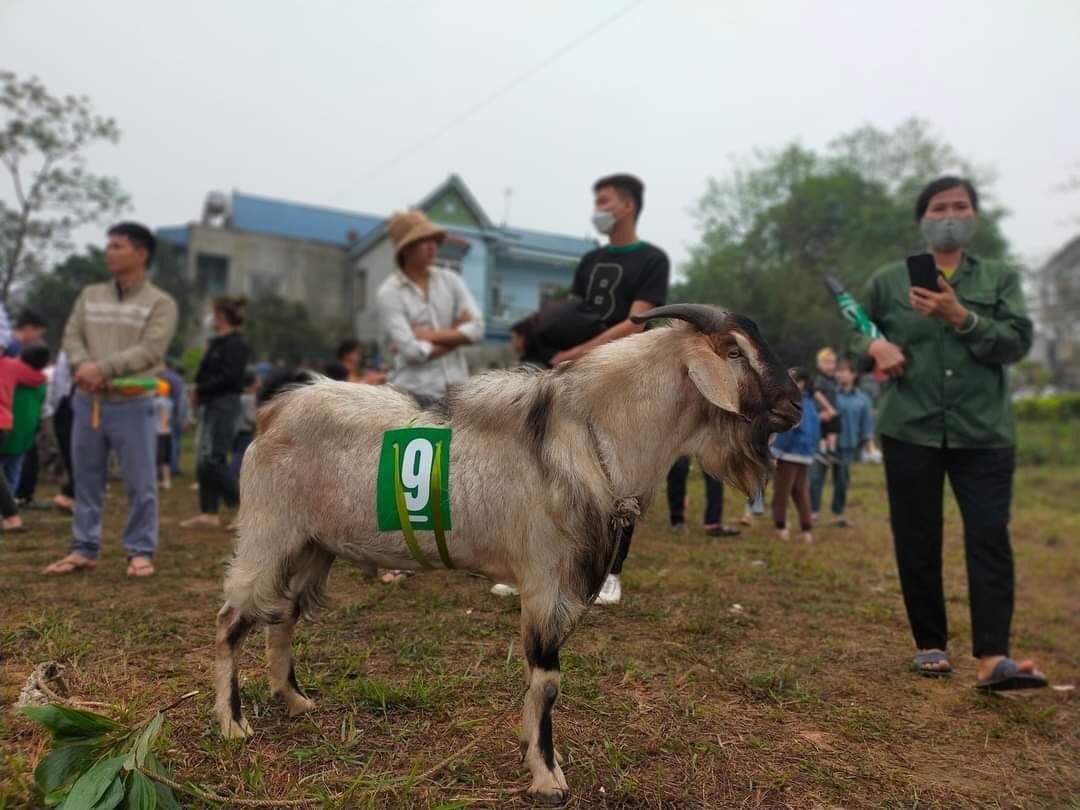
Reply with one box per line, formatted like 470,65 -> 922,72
356,0 -> 644,183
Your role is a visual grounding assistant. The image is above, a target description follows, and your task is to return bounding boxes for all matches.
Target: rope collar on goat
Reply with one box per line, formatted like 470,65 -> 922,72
586,418 -> 641,526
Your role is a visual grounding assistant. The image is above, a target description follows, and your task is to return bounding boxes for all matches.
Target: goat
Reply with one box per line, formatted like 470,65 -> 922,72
213,304 -> 801,803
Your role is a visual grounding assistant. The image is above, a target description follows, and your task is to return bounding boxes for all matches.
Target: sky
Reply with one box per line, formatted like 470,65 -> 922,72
3,0 -> 1079,272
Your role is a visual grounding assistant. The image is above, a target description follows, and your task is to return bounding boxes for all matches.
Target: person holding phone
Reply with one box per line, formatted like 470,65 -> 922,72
848,176 -> 1045,691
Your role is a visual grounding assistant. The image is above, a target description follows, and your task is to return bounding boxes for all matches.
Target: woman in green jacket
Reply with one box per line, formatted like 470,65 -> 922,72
850,176 -> 1047,691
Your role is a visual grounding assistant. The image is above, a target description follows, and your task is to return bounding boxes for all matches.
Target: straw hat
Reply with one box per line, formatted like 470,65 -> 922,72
388,210 -> 446,266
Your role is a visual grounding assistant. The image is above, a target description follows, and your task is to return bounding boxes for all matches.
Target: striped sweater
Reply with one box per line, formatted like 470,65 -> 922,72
62,279 -> 178,401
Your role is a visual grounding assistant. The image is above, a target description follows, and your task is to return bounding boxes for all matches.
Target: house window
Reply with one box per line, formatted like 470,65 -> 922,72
196,253 -> 229,296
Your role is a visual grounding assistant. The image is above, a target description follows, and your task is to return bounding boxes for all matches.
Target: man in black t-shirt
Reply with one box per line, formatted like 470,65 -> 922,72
559,174 -> 670,607
550,175 -> 670,365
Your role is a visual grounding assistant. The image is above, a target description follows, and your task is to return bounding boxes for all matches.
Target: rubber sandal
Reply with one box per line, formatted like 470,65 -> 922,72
975,658 -> 1048,692
705,524 -> 741,537
912,649 -> 952,678
126,556 -> 155,577
43,554 -> 97,576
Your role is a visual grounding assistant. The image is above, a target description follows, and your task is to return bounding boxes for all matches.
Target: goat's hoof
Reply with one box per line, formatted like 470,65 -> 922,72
220,716 -> 253,740
286,696 -> 316,717
528,768 -> 569,805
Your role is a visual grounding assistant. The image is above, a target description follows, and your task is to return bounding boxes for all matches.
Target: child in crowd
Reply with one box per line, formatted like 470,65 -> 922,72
154,379 -> 173,490
0,344 -> 49,530
813,348 -> 841,464
811,357 -> 876,527
770,369 -> 820,543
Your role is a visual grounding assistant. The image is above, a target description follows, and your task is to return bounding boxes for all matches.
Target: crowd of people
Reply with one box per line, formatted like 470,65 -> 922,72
3,171 -> 1047,691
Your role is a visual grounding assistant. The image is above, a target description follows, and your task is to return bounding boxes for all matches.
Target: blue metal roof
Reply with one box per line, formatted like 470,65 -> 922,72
156,225 -> 190,248
230,192 -> 382,246
495,225 -> 596,258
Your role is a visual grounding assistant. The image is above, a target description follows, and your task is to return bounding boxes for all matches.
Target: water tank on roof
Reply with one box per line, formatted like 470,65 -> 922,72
202,191 -> 229,227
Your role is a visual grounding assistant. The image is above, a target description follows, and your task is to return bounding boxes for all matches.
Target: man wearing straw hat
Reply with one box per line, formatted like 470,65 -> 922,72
375,210 -> 484,403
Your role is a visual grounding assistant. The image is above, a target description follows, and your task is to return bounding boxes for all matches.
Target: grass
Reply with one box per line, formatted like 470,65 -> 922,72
0,451 -> 1077,808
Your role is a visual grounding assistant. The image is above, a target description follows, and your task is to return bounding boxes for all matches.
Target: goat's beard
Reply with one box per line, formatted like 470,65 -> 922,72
696,410 -> 773,498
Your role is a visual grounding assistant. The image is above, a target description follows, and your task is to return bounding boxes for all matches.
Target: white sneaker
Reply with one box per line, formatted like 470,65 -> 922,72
490,583 -> 519,597
594,574 -> 622,606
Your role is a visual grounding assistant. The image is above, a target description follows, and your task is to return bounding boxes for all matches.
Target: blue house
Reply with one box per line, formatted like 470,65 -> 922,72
159,176 -> 595,360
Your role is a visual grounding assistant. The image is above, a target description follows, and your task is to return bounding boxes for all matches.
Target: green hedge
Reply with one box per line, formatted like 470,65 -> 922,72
1014,392 -> 1080,421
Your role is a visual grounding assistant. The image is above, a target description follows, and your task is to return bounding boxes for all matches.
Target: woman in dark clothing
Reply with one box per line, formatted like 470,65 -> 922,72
180,297 -> 251,530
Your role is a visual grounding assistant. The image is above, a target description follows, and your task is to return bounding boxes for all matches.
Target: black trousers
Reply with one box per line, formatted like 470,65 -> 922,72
15,440 -> 38,501
53,396 -> 75,498
197,395 -> 241,514
666,455 -> 724,526
882,436 -> 1016,658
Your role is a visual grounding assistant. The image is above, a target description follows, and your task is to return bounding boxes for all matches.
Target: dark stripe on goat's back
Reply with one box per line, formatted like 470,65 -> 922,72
525,384 -> 554,459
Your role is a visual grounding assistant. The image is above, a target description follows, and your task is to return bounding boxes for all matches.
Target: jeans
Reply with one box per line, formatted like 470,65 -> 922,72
1,453 -> 25,493
197,395 -> 241,514
53,396 -> 75,498
230,429 -> 253,483
809,448 -> 855,516
71,393 -> 159,560
882,436 -> 1016,658
666,455 -> 724,526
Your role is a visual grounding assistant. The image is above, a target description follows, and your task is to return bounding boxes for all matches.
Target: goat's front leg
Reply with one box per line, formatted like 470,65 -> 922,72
520,606 -> 571,803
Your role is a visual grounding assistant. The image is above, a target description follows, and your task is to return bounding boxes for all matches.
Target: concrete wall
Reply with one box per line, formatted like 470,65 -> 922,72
186,226 -> 350,329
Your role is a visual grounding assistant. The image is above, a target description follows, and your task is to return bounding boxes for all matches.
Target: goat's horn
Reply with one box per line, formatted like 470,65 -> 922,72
630,304 -> 730,333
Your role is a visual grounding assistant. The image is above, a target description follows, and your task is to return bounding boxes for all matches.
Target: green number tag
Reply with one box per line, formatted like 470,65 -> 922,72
376,427 -> 453,568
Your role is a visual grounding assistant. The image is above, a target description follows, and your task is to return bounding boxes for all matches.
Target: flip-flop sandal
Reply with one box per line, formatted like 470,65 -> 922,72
912,650 -> 952,678
43,554 -> 98,575
3,525 -> 29,533
975,658 -> 1048,692
126,557 -> 155,577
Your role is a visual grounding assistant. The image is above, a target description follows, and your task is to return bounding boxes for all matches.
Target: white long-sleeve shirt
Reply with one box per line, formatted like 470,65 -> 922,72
376,266 -> 484,400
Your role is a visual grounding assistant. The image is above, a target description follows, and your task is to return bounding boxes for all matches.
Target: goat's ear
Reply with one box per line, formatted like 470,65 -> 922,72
686,343 -> 741,416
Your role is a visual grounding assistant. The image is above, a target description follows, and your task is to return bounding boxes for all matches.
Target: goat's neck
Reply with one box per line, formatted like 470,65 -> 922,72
569,330 -> 702,499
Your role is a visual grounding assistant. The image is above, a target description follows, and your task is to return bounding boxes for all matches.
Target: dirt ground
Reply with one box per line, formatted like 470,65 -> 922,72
1,462 -> 1077,808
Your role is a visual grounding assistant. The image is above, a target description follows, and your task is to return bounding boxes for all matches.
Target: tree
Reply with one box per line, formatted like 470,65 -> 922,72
244,293 -> 330,366
0,71 -> 128,303
675,118 -> 1011,365
19,246 -> 109,351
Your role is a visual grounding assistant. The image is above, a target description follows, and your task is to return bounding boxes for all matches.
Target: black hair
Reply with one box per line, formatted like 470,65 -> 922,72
14,310 -> 46,330
336,338 -> 361,361
914,176 -> 979,222
107,222 -> 157,266
836,356 -> 858,374
243,368 -> 258,388
593,173 -> 645,219
213,295 -> 248,327
324,362 -> 349,381
20,343 -> 50,371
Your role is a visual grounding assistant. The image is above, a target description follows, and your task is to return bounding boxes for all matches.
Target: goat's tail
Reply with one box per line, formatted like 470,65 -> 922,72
223,536 -> 335,625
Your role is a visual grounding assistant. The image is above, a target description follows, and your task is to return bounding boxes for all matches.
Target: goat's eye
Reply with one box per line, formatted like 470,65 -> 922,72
727,349 -> 742,359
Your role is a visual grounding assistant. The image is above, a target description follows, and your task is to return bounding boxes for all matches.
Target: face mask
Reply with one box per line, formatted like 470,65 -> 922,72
203,314 -> 216,333
591,209 -> 616,235
920,217 -> 976,251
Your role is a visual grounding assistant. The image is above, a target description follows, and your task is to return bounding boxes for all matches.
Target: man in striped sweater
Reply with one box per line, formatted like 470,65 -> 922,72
44,223 -> 177,578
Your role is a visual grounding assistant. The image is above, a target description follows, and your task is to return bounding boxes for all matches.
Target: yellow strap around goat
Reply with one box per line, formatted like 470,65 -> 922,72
393,441 -> 433,569
430,440 -> 453,569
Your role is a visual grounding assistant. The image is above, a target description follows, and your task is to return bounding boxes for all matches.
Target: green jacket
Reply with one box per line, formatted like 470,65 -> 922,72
848,254 -> 1031,448
1,385 -> 46,455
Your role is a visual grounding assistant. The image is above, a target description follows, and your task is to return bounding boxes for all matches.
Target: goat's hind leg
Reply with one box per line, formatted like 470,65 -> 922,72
266,610 -> 315,717
215,603 -> 256,739
520,593 -> 579,803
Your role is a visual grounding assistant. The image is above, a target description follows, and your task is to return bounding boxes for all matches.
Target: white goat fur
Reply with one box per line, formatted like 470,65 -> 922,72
214,318 -> 791,802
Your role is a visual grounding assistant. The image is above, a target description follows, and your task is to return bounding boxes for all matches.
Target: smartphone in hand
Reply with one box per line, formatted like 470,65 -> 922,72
906,253 -> 940,291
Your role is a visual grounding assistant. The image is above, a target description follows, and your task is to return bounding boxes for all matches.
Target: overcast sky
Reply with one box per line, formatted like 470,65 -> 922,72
3,0 -> 1079,272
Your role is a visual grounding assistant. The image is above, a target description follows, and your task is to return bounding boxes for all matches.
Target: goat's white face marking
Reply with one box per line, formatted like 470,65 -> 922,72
732,332 -> 766,377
